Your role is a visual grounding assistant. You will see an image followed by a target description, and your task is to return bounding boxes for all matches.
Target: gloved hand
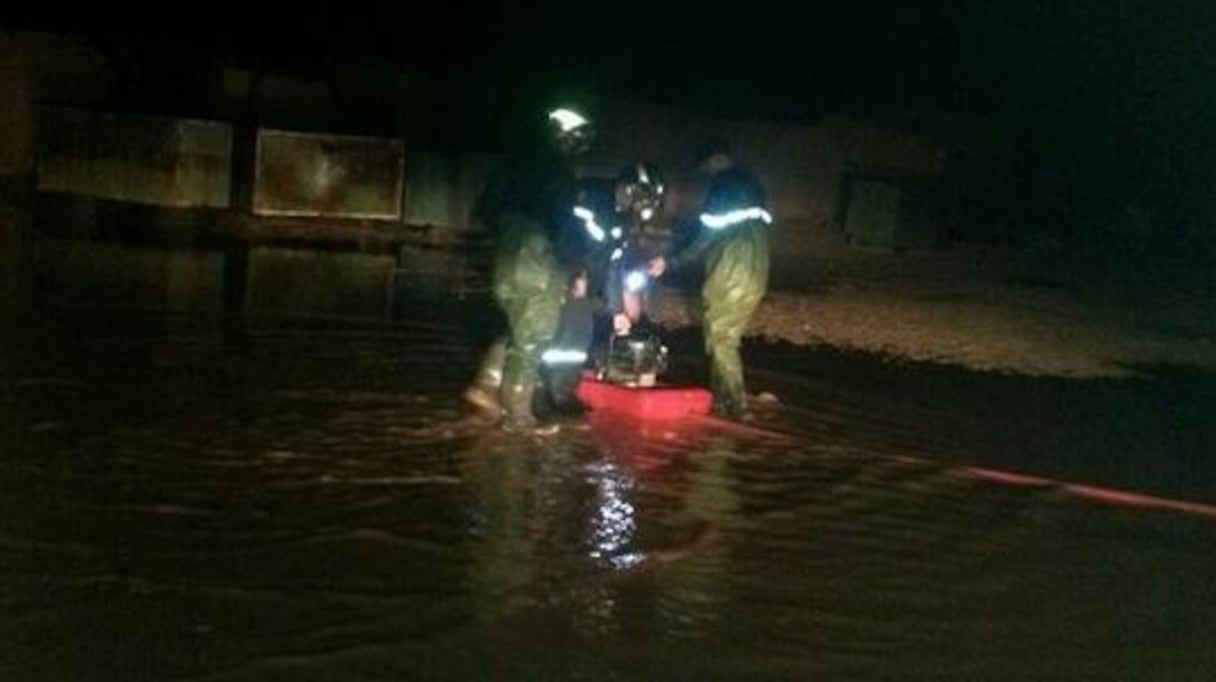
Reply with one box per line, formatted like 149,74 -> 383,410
570,272 -> 588,300
646,256 -> 667,278
612,312 -> 632,336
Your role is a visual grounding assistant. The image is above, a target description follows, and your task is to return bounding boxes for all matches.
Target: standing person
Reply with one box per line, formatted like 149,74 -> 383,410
463,106 -> 594,433
648,140 -> 770,418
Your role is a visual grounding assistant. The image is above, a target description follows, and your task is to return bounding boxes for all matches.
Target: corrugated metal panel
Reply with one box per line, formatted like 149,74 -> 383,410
36,107 -> 233,207
252,129 -> 403,220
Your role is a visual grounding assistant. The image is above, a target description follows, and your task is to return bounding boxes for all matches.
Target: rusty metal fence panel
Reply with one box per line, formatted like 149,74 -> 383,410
252,129 -> 403,220
36,107 -> 233,207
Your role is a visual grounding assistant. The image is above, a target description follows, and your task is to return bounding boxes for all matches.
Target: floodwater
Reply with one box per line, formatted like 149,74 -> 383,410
1,314 -> 1213,681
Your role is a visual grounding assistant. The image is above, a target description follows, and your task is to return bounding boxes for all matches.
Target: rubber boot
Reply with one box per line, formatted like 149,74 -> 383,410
500,343 -> 559,435
546,365 -> 586,418
464,337 -> 507,419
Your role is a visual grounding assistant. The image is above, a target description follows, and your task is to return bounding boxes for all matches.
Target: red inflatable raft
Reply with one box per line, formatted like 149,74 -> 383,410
575,372 -> 713,420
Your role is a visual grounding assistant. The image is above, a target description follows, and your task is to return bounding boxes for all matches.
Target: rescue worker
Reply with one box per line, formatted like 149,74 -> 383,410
616,162 -> 669,258
463,106 -> 594,433
648,140 -> 770,418
568,173 -> 628,319
536,164 -> 660,414
608,162 -> 666,328
529,174 -> 623,418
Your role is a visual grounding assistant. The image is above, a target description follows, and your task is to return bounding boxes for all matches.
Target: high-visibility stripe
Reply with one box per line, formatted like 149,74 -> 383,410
700,207 -> 773,230
542,348 -> 588,365
573,206 -> 606,242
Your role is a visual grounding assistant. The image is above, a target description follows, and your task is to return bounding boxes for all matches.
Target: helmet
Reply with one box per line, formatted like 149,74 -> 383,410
546,107 -> 595,155
616,162 -> 665,222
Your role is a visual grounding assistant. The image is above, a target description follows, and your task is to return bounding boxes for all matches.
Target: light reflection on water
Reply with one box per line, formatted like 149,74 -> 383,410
0,320 -> 1213,681
586,460 -> 643,571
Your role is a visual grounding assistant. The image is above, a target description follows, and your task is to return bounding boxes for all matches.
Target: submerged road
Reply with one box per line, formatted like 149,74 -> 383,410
1,315 -> 1212,681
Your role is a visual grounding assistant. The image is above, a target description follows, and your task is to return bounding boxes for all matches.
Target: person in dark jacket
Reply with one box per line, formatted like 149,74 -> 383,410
648,140 -> 770,418
463,106 -> 594,433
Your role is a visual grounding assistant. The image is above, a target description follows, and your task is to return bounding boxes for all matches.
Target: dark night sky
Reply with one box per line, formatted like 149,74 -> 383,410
5,1 -> 1215,201
8,1 -> 1213,113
